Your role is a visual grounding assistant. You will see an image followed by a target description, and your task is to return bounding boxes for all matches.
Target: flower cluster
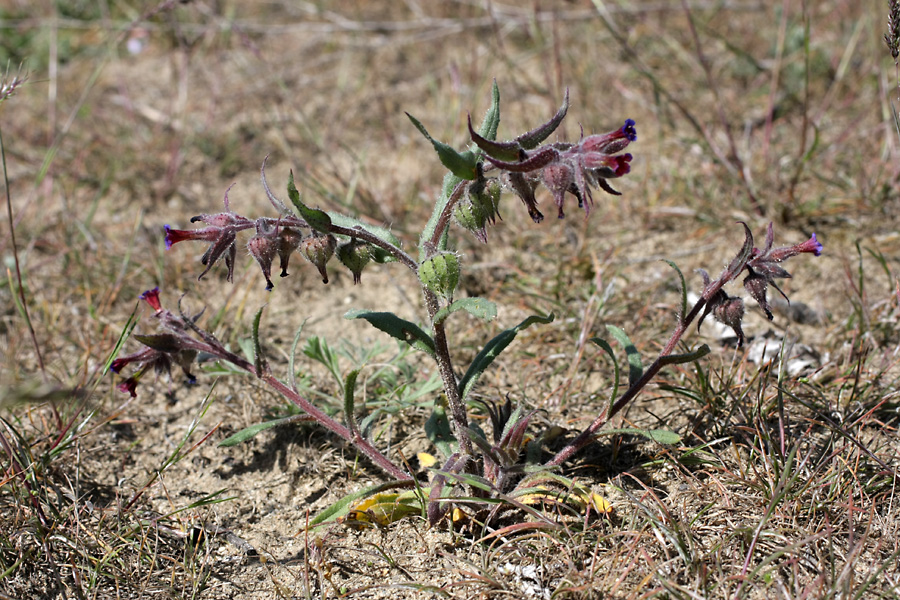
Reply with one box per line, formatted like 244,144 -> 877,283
699,223 -> 823,346
164,185 -> 341,289
469,108 -> 636,221
109,288 -> 200,397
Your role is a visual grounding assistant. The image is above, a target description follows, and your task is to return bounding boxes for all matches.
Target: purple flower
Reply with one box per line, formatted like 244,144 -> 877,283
481,119 -> 637,220
117,376 -> 140,398
163,187 -> 254,282
767,232 -> 823,261
743,225 -> 824,320
110,288 -> 200,396
139,287 -> 162,312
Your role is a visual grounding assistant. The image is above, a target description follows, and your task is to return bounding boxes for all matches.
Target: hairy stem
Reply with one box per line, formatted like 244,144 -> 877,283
423,287 -> 473,458
428,180 -> 469,249
262,373 -> 410,480
329,222 -> 419,271
548,263 -> 739,467
181,319 -> 410,480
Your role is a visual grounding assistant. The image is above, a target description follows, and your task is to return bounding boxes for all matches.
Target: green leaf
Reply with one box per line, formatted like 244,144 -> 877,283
218,414 -> 315,447
252,306 -> 265,376
662,259 -> 688,323
659,344 -> 711,367
589,337 -> 620,416
345,309 -> 436,357
596,427 -> 682,445
287,170 -> 332,231
308,480 -> 415,529
425,399 -> 456,459
459,313 -> 555,402
406,112 -> 478,180
343,368 -> 361,431
433,297 -> 498,325
475,80 -> 501,144
606,325 -> 643,387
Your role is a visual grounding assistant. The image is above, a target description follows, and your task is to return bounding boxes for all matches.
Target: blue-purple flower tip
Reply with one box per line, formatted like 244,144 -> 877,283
810,233 -> 823,256
164,225 -> 174,250
622,119 -> 637,142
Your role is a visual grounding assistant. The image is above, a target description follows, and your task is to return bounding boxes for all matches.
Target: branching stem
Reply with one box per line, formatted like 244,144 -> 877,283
548,245 -> 748,467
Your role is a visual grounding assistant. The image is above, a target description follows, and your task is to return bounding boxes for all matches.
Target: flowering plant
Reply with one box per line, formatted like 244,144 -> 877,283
111,83 -> 821,524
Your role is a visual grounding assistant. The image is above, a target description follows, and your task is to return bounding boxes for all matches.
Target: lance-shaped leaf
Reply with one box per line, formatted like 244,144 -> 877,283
483,146 -> 559,173
251,306 -> 266,376
432,297 -> 498,325
468,114 -> 523,162
515,88 -> 569,149
606,325 -> 643,387
326,212 -> 402,251
589,336 -> 621,416
596,427 -> 682,445
260,156 -> 290,215
133,333 -> 183,353
345,309 -> 435,357
720,221 -> 755,284
425,400 -> 457,459
343,368 -> 361,434
475,80 -> 501,146
658,344 -> 711,367
287,170 -> 332,232
426,452 -> 464,525
459,313 -> 555,402
406,113 -> 478,180
662,259 -> 688,323
218,414 -> 315,447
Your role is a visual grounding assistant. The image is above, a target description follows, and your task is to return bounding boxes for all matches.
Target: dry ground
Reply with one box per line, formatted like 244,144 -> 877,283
2,1 -> 900,598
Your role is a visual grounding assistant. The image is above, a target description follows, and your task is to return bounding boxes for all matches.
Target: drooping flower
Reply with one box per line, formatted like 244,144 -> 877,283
247,219 -> 280,291
110,289 -> 200,397
300,232 -> 337,283
336,239 -> 371,284
276,226 -> 304,278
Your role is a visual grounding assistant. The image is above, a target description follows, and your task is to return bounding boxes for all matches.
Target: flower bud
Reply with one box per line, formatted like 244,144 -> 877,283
713,296 -> 746,346
300,232 -> 337,284
469,177 -> 502,225
454,198 -> 489,243
247,233 -> 278,290
276,226 -> 303,278
418,252 -> 461,299
336,239 -> 371,284
541,163 -> 575,219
